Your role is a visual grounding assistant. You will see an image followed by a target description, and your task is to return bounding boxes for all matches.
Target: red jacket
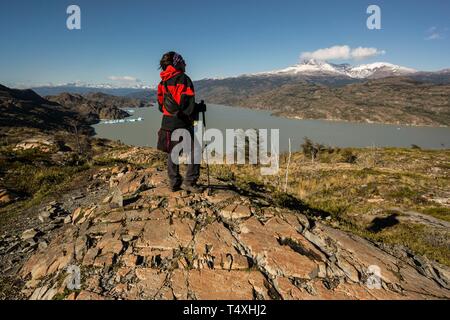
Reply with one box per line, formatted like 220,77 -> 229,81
157,65 -> 197,129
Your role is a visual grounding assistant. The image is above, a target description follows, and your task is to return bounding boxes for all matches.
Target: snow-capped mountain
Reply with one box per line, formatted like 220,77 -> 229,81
348,62 -> 417,78
248,59 -> 417,79
35,81 -> 154,90
29,81 -> 156,97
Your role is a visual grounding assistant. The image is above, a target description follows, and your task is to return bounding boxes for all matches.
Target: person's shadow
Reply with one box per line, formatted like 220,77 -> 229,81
367,213 -> 400,233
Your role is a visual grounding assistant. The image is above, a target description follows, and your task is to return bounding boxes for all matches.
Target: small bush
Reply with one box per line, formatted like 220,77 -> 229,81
341,149 -> 358,164
301,137 -> 333,161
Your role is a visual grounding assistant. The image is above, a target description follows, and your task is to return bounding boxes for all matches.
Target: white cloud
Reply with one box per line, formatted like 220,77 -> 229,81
301,45 -> 351,60
425,26 -> 445,40
426,33 -> 442,40
300,45 -> 385,61
351,47 -> 386,60
108,75 -> 141,82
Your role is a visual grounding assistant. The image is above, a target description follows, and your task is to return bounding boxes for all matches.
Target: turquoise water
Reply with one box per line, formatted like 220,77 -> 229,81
93,104 -> 450,152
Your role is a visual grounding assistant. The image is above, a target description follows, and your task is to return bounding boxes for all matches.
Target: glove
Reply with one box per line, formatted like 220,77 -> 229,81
195,100 -> 207,113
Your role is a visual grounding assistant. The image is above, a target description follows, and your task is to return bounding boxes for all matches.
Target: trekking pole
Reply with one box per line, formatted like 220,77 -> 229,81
201,104 -> 211,195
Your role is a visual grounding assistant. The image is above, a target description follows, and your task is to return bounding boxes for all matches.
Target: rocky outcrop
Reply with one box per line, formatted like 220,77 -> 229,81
83,92 -> 151,109
0,84 -> 145,143
46,93 -> 130,122
17,164 -> 450,300
0,189 -> 19,207
13,137 -> 56,153
0,84 -> 91,134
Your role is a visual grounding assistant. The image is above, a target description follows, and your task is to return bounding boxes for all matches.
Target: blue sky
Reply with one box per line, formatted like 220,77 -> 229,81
0,0 -> 449,87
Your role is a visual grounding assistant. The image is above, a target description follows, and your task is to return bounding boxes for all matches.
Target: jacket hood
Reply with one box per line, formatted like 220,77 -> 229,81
160,65 -> 183,82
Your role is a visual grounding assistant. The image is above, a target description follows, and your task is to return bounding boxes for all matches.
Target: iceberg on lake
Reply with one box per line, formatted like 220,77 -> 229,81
100,117 -> 144,125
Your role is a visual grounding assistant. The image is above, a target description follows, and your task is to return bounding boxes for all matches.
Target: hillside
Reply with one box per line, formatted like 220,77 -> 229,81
0,85 -> 94,138
32,85 -> 152,97
0,85 -> 148,155
0,143 -> 449,300
45,93 -> 131,123
215,144 -> 450,267
27,60 -> 450,127
83,92 -> 152,109
196,77 -> 450,127
0,85 -> 138,136
122,65 -> 450,127
0,84 -> 449,300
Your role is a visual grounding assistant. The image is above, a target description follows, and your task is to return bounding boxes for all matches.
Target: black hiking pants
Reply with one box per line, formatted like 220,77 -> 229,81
167,127 -> 201,188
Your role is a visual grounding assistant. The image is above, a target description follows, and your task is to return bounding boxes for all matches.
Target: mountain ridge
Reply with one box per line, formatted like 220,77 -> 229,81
243,59 -> 417,79
194,76 -> 450,127
9,60 -> 450,127
22,59 -> 449,93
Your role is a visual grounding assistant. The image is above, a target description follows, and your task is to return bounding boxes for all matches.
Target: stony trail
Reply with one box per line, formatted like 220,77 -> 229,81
11,152 -> 450,300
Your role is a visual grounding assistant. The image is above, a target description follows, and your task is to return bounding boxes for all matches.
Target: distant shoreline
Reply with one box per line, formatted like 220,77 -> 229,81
205,103 -> 450,129
278,113 -> 449,129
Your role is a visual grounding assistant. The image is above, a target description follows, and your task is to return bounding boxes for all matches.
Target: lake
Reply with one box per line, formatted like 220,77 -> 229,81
93,104 -> 450,152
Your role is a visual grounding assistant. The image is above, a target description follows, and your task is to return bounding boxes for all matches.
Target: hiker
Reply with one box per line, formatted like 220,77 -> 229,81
156,51 -> 205,193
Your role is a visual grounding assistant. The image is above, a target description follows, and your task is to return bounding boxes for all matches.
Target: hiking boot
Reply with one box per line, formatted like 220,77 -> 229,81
182,183 -> 203,194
